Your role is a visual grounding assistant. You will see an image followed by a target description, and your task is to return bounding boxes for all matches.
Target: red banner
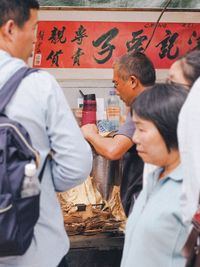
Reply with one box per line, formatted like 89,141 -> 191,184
33,21 -> 200,69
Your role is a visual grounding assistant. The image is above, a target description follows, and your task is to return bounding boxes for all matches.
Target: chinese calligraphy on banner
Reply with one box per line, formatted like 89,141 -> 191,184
33,21 -> 200,69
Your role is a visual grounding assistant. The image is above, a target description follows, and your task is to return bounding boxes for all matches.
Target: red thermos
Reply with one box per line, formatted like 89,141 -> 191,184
81,94 -> 97,126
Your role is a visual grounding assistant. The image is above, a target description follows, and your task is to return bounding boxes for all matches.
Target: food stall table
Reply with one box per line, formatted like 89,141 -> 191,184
66,232 -> 124,267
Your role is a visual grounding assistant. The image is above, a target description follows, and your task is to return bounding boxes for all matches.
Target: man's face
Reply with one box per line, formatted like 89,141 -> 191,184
12,9 -> 38,62
112,66 -> 135,106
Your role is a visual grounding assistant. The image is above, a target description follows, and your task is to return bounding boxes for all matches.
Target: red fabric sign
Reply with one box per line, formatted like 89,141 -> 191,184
33,21 -> 200,69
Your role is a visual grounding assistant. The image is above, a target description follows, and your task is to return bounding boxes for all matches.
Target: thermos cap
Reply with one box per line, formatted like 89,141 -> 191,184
84,94 -> 96,100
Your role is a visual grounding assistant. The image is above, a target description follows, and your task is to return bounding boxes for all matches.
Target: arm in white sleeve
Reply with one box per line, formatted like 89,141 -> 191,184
43,73 -> 92,191
178,77 -> 200,223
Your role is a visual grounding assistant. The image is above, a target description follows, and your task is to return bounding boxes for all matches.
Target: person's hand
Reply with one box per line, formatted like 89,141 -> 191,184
81,124 -> 99,140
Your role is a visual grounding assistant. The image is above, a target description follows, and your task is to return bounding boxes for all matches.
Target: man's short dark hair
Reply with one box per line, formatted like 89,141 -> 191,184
0,0 -> 39,28
131,83 -> 188,152
114,51 -> 156,86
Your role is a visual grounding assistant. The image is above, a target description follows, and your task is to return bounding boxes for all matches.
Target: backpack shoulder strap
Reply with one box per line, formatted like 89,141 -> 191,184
0,66 -> 38,113
38,153 -> 52,182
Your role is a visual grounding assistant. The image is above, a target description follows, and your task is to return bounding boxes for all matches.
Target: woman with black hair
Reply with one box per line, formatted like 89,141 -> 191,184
168,49 -> 200,90
121,83 -> 190,267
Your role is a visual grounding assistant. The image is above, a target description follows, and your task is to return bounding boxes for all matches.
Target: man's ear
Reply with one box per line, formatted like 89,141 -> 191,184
130,75 -> 138,89
1,20 -> 15,40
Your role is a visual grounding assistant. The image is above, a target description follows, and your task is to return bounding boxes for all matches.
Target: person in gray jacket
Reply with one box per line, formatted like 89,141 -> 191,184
82,52 -> 156,216
0,1 -> 92,267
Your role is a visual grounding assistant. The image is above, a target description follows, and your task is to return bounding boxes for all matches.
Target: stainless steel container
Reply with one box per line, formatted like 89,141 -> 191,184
91,148 -> 122,200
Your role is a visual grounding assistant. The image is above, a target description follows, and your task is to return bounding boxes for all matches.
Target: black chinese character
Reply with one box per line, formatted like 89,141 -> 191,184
72,48 -> 84,66
126,29 -> 148,53
156,30 -> 179,59
46,49 -> 63,67
188,31 -> 200,49
71,25 -> 88,45
48,26 -> 66,44
92,27 -> 119,64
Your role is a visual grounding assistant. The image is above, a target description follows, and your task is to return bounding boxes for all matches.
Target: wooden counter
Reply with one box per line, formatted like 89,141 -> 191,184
65,232 -> 124,267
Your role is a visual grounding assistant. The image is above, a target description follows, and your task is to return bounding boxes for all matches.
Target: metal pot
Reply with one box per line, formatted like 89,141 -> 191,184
91,148 -> 122,200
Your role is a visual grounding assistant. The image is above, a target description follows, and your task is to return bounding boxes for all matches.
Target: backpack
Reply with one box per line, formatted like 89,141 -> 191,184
0,67 -> 46,256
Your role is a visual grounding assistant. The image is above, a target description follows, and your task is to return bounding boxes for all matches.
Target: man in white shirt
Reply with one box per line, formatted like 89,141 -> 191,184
0,1 -> 92,266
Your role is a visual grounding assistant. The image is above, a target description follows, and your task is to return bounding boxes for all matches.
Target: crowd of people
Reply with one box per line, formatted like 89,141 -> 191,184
0,0 -> 200,267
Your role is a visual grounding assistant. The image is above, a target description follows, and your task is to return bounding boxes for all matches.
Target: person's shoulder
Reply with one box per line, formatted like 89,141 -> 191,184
24,68 -> 58,92
28,68 -> 54,80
